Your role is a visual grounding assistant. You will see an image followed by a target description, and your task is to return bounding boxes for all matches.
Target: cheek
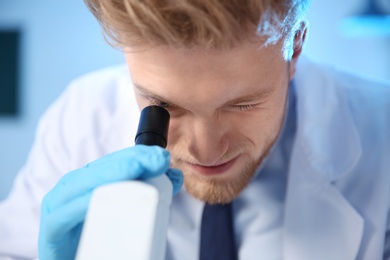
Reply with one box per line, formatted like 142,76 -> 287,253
229,101 -> 287,151
229,111 -> 281,144
166,117 -> 183,146
165,107 -> 284,154
165,115 -> 192,152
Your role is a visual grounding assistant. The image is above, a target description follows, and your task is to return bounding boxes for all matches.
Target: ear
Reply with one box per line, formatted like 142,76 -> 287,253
289,21 -> 307,80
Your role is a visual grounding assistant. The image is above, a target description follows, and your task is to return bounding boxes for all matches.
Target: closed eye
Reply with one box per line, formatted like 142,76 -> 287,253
151,99 -> 170,108
148,97 -> 176,110
231,103 -> 261,111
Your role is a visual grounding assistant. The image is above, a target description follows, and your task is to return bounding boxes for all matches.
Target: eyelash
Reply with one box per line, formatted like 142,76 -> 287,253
234,104 -> 259,111
150,99 -> 171,108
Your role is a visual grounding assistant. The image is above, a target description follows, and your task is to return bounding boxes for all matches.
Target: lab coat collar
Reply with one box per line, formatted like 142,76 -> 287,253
293,57 -> 362,182
282,57 -> 364,259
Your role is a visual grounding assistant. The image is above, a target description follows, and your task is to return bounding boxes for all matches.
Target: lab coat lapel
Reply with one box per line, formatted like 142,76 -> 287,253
283,149 -> 364,260
283,58 -> 364,260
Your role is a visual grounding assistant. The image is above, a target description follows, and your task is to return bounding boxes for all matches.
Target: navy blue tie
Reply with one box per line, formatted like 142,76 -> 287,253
199,202 -> 238,260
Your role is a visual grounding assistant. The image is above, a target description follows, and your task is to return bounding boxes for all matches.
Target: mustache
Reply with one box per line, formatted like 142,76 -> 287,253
167,146 -> 244,166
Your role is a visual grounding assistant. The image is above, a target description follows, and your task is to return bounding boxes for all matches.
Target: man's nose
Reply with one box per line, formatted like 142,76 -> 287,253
187,116 -> 228,166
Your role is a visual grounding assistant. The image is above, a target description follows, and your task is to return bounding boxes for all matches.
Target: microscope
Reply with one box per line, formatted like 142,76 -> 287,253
76,106 -> 172,260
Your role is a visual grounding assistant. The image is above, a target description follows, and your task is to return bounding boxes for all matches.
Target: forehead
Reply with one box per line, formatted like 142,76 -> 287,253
124,40 -> 287,108
126,39 -> 284,72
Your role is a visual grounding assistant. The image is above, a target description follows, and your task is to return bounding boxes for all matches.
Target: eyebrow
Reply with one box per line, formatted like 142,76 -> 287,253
134,83 -> 176,105
133,83 -> 274,107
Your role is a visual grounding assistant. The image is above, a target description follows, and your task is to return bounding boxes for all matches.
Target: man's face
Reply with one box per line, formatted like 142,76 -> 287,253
125,39 -> 294,204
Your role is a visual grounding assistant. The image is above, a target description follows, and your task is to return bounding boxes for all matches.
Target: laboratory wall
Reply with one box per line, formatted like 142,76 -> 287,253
0,0 -> 124,199
305,0 -> 390,82
0,0 -> 389,200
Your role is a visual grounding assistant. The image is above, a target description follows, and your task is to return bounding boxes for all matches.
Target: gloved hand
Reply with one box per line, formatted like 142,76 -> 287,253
38,145 -> 183,260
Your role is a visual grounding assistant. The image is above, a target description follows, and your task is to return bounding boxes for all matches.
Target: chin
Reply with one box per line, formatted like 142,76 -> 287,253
180,154 -> 261,204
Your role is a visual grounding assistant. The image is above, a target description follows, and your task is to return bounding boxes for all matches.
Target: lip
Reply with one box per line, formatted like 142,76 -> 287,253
186,156 -> 239,176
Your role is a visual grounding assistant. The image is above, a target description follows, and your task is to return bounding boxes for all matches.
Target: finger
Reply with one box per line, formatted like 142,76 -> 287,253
60,145 -> 168,184
46,145 -> 170,211
42,192 -> 91,243
166,168 -> 184,195
85,145 -> 165,169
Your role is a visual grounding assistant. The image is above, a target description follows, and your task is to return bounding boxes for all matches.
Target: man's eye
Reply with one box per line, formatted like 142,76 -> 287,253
234,104 -> 259,111
157,101 -> 170,108
151,99 -> 170,108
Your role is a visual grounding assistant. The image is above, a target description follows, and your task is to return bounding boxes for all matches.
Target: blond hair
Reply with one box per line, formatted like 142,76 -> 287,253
84,0 -> 310,53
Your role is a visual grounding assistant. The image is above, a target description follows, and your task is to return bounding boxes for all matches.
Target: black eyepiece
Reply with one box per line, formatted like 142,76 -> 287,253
135,106 -> 170,148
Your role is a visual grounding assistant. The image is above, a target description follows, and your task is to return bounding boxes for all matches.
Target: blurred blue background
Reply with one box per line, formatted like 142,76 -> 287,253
0,0 -> 389,200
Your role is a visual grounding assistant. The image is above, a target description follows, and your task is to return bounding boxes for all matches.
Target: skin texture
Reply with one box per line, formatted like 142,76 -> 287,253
125,29 -> 305,204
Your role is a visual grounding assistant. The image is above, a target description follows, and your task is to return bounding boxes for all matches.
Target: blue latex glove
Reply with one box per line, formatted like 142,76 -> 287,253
38,145 -> 183,260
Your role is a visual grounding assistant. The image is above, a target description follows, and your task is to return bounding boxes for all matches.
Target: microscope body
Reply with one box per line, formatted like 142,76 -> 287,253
76,106 -> 172,260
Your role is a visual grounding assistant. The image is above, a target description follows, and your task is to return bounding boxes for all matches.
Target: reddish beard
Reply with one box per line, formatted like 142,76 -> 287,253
185,156 -> 260,204
171,150 -> 267,204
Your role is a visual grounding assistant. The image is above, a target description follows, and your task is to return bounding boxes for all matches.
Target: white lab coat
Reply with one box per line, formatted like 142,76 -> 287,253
0,57 -> 389,259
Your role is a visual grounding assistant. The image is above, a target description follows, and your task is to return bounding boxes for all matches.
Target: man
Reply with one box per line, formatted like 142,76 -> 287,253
0,0 -> 389,259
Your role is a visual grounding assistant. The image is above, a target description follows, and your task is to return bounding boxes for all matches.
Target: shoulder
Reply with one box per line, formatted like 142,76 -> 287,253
294,57 -> 390,177
296,57 -> 390,128
52,64 -> 138,130
64,64 -> 132,105
38,64 -> 139,167
297,56 -> 390,102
